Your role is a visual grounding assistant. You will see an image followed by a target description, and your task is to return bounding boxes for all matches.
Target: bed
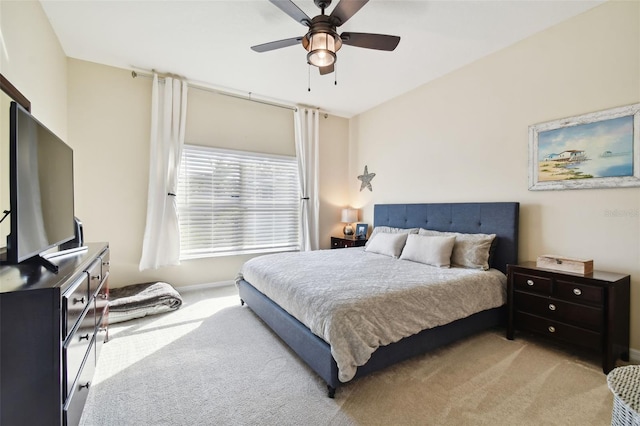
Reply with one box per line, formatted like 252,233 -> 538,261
236,202 -> 519,397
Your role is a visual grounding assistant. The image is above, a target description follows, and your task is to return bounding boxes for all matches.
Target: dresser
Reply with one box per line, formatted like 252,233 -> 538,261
330,235 -> 367,249
0,243 -> 110,426
506,262 -> 630,373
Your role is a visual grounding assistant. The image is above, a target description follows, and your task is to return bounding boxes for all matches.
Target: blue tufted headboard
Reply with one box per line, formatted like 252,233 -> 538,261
373,202 -> 519,274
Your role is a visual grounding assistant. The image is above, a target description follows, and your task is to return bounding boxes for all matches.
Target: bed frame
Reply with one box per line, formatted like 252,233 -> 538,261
237,202 -> 519,397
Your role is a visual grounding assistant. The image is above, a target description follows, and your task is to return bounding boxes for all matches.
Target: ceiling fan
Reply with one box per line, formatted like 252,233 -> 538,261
251,0 -> 401,75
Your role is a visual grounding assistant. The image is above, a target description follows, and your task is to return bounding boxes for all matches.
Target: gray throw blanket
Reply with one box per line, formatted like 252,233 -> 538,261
108,281 -> 182,324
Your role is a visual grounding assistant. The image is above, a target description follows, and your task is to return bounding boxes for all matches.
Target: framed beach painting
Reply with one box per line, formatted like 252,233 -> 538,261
529,103 -> 640,191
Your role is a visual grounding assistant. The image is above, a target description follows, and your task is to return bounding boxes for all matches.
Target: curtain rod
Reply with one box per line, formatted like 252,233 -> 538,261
131,69 -> 298,112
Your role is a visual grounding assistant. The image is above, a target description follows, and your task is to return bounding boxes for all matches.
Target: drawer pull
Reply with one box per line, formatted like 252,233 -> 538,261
91,274 -> 101,281
79,382 -> 91,390
573,288 -> 582,296
526,279 -> 534,286
73,297 -> 85,304
548,326 -> 556,333
79,333 -> 90,341
548,304 -> 556,311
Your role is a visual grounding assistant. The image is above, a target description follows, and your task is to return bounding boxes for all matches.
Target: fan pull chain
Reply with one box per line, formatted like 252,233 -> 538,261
308,64 -> 311,92
334,63 -> 337,86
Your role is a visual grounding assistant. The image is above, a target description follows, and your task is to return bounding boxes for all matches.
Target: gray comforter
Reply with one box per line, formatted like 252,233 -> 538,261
237,248 -> 506,382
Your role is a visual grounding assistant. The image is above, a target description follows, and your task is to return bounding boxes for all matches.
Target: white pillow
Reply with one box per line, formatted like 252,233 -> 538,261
364,232 -> 408,258
399,234 -> 456,267
365,226 -> 418,248
418,229 -> 496,270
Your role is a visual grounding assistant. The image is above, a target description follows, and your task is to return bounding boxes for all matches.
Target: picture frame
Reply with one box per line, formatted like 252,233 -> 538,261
528,103 -> 640,191
355,223 -> 368,239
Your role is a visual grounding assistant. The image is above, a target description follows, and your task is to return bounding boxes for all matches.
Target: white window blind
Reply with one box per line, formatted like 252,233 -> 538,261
177,144 -> 300,259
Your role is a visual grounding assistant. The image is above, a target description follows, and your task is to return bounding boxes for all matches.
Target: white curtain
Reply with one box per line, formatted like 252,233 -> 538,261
294,107 -> 320,251
139,74 -> 188,270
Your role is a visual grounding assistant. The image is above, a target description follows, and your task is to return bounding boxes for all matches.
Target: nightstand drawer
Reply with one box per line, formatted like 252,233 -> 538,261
556,280 -> 603,305
515,311 -> 601,350
514,291 -> 603,331
332,239 -> 354,248
331,236 -> 367,249
513,273 -> 552,295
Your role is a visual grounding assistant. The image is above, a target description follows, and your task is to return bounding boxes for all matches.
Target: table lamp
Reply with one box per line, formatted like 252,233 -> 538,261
341,208 -> 358,236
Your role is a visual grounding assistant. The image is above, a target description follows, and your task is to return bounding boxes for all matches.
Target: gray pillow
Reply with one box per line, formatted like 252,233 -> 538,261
364,232 -> 408,258
365,226 -> 418,248
418,229 -> 496,270
399,234 -> 456,267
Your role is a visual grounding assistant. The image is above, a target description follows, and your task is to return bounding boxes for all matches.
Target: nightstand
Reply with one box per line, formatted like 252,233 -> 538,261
507,262 -> 630,373
331,235 -> 367,249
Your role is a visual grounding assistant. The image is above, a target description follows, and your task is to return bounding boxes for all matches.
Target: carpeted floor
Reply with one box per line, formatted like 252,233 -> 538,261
80,285 -> 614,426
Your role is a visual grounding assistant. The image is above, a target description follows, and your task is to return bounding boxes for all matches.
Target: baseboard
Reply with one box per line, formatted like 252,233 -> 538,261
629,347 -> 640,364
177,280 -> 236,293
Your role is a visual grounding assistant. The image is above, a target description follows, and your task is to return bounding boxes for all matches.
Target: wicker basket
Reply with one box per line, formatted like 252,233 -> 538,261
607,365 -> 640,426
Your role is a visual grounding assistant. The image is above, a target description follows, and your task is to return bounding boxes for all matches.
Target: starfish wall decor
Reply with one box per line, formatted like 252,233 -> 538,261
358,165 -> 376,192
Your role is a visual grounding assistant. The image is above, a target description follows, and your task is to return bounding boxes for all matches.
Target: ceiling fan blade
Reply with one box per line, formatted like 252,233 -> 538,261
341,32 -> 401,51
319,64 -> 334,75
329,0 -> 368,26
251,37 -> 303,53
269,0 -> 311,26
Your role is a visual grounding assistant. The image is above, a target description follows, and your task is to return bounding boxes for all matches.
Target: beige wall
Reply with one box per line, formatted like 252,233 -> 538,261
67,59 -> 350,288
349,1 -> 640,352
187,88 -> 294,155
0,92 -> 10,241
319,112 -> 352,245
0,0 -> 67,137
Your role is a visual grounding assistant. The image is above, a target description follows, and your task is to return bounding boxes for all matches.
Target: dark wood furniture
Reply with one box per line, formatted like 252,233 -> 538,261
0,243 -> 110,426
507,262 -> 630,373
330,235 -> 367,249
238,202 -> 519,397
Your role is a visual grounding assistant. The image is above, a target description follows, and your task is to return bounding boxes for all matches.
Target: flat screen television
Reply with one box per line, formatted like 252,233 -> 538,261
7,101 -> 75,268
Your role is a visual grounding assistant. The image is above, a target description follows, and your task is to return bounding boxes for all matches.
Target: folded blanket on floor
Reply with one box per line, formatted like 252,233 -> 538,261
108,281 -> 182,324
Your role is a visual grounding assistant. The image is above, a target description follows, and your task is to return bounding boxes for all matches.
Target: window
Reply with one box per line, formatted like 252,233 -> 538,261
177,144 -> 300,259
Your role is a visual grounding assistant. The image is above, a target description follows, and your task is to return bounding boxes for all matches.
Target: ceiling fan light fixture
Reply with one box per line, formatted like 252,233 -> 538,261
252,0 -> 401,76
305,31 -> 341,68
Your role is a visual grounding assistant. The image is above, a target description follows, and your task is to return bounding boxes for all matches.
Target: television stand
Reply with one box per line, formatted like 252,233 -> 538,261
45,245 -> 89,259
32,254 -> 59,273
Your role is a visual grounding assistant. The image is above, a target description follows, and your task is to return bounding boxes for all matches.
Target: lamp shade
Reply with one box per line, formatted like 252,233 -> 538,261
305,30 -> 342,68
341,208 -> 358,223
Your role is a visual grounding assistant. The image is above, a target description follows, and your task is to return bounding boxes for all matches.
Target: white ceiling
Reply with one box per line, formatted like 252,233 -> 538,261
40,0 -> 604,118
